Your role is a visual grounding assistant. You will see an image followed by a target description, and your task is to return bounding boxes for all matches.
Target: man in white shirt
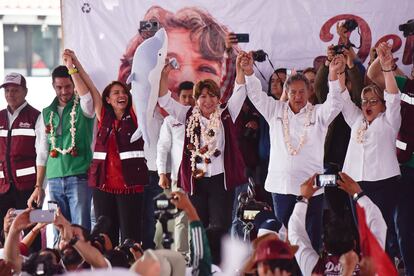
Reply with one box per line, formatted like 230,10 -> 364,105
234,52 -> 345,250
157,81 -> 194,256
288,172 -> 387,276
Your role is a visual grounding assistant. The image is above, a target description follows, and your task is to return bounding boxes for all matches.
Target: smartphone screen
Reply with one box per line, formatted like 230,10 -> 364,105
316,174 -> 337,187
243,209 -> 260,221
29,210 -> 55,223
234,33 -> 249,43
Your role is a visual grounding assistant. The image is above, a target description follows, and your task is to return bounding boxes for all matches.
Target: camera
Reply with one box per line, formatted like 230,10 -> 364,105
139,20 -> 160,32
154,193 -> 177,212
399,19 -> 414,37
252,50 -> 267,62
342,19 -> 358,32
332,44 -> 351,55
115,238 -> 142,264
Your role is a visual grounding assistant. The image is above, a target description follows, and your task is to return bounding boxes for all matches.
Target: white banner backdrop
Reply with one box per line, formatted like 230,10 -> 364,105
62,0 -> 414,92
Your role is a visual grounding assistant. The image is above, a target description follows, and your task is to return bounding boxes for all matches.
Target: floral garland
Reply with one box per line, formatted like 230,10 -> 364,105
46,95 -> 79,158
186,106 -> 221,179
356,119 -> 368,144
282,104 -> 314,155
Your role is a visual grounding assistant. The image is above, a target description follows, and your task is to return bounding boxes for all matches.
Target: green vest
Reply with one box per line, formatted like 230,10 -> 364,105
42,97 -> 94,179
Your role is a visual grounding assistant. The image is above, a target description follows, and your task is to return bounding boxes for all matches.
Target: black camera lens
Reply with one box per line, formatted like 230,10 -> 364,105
343,19 -> 358,32
252,50 -> 267,62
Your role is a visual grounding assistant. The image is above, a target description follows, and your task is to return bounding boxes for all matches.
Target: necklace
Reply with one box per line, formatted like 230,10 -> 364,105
46,95 -> 79,158
356,118 -> 368,144
186,106 -> 221,178
282,104 -> 314,155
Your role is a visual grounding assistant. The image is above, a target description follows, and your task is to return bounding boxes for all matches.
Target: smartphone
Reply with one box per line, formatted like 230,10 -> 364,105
315,174 -> 337,187
242,209 -> 261,221
29,209 -> 55,223
169,58 -> 179,69
48,201 -> 58,211
234,33 -> 249,43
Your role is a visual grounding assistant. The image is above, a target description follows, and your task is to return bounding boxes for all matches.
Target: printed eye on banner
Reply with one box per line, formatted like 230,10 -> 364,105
81,3 -> 92,14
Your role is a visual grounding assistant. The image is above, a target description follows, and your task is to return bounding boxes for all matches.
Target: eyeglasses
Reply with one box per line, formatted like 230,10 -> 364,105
361,98 -> 381,106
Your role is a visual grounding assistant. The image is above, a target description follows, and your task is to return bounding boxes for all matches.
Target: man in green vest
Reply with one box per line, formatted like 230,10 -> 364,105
27,55 -> 95,232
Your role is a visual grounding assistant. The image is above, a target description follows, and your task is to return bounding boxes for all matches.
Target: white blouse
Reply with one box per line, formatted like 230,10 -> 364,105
341,90 -> 401,181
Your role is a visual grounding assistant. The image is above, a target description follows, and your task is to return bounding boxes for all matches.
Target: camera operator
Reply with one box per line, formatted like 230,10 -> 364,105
367,37 -> 414,275
288,173 -> 387,276
53,208 -> 110,271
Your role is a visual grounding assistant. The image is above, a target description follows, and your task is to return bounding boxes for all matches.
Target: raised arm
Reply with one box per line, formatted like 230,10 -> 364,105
317,54 -> 346,126
158,62 -> 190,123
62,50 -> 95,119
64,49 -> 103,121
288,176 -> 320,276
338,172 -> 387,248
219,33 -> 238,102
227,51 -> 250,122
377,42 -> 402,130
314,46 -> 334,103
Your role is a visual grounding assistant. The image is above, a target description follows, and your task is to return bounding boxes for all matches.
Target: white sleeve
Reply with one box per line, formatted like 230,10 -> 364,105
288,202 -> 319,276
227,81 -> 247,122
245,74 -> 281,123
357,196 -> 387,249
383,91 -> 401,133
156,119 -> 172,175
79,92 -> 95,118
158,91 -> 191,124
316,80 -> 344,126
340,88 -> 362,127
35,112 -> 49,166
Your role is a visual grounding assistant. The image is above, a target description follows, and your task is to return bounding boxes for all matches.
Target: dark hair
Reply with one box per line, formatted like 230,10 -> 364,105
323,217 -> 355,256
193,79 -> 220,99
303,67 -> 316,75
267,69 -> 286,96
71,224 -> 91,241
105,249 -> 130,268
22,252 -> 64,275
178,81 -> 194,96
41,248 -> 62,264
260,259 -> 295,274
52,65 -> 73,83
101,81 -> 132,112
206,226 -> 227,265
283,73 -> 310,92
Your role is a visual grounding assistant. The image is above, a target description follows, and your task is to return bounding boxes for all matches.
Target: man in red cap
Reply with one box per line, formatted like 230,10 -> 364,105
0,73 -> 41,234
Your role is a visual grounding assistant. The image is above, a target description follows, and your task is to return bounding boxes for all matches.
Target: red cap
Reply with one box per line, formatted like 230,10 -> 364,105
254,238 -> 295,263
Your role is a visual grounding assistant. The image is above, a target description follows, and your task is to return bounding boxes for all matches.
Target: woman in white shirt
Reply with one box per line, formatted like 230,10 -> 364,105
157,57 -> 247,230
341,42 -> 401,257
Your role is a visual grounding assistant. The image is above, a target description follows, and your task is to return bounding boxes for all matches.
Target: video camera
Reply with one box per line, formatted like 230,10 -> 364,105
115,238 -> 142,264
154,193 -> 181,249
399,19 -> 414,37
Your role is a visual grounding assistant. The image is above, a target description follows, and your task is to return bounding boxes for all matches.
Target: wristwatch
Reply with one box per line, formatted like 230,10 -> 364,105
296,195 -> 309,204
352,191 -> 365,202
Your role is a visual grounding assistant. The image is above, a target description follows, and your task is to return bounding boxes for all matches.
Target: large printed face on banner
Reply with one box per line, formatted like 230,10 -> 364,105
118,6 -> 227,94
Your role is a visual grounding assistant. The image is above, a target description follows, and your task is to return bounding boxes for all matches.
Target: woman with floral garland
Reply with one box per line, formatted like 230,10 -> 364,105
340,42 -> 401,257
157,56 -> 248,230
63,49 -> 148,246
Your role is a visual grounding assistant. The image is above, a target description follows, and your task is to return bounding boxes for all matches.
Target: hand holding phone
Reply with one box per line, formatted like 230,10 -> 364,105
29,210 -> 55,223
315,174 -> 338,187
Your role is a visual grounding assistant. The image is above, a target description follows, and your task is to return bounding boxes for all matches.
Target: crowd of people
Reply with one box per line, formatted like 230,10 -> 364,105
0,18 -> 413,276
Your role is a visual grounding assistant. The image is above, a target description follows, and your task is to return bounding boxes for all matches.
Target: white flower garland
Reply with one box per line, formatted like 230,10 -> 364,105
186,106 -> 221,178
282,104 -> 314,155
356,119 -> 368,144
48,95 -> 79,157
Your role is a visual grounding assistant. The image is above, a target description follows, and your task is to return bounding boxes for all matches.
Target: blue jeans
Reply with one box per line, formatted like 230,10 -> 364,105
272,193 -> 323,251
396,166 -> 414,276
142,171 -> 162,250
48,174 -> 92,231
